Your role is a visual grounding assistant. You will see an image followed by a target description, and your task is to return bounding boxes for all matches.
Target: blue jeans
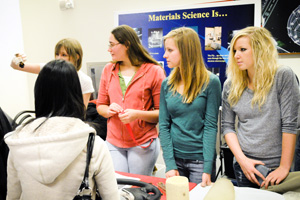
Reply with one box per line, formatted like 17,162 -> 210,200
233,161 -> 274,188
175,158 -> 216,184
106,138 -> 160,176
233,161 -> 260,188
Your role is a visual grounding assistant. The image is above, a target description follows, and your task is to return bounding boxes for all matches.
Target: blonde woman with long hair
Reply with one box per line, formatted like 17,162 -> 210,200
159,27 -> 221,186
222,26 -> 300,189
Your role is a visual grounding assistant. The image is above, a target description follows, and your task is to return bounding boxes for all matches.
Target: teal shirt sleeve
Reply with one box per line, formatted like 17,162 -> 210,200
159,79 -> 178,172
203,74 -> 222,174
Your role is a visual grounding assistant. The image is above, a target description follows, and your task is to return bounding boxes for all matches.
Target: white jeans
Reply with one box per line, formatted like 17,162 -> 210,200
106,138 -> 160,176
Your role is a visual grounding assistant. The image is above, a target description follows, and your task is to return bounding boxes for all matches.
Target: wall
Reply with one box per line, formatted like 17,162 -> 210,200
16,0 -> 212,111
17,0 -> 215,113
0,0 -> 31,118
2,0 -> 300,117
279,55 -> 300,75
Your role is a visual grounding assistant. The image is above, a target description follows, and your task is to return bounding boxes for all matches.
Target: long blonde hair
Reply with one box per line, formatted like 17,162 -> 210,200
227,26 -> 278,108
164,27 -> 210,103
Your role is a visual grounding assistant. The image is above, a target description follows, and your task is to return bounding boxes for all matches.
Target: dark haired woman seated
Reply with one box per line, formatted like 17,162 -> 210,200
4,60 -> 119,200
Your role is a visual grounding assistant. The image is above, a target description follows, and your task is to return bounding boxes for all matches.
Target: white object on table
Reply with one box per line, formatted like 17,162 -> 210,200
166,176 -> 189,200
190,184 -> 284,200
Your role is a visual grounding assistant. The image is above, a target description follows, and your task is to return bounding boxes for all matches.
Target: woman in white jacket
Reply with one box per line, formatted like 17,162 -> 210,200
5,60 -> 119,200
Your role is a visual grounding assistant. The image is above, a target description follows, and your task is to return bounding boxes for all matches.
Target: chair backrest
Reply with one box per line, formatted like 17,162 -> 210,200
217,106 -> 226,154
217,106 -> 236,179
11,110 -> 35,130
86,101 -> 107,140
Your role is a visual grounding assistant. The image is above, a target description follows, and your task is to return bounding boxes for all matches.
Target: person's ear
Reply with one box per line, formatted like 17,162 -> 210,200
125,41 -> 130,49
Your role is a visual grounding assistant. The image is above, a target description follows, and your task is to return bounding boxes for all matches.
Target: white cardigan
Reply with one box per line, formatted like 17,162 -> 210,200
5,117 -> 119,200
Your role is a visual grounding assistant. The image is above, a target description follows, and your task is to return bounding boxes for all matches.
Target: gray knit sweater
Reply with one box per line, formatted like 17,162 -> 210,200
222,66 -> 300,168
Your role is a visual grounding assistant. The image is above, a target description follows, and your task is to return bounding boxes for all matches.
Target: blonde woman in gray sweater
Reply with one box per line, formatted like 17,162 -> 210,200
222,27 -> 299,189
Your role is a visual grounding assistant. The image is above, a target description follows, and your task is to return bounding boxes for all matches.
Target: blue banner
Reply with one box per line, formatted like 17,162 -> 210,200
117,1 -> 261,86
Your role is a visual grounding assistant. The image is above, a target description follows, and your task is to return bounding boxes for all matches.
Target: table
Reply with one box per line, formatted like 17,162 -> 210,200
189,183 -> 285,200
116,171 -> 197,200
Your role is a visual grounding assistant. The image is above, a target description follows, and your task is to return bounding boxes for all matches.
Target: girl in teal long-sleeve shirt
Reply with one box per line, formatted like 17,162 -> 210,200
159,27 -> 221,186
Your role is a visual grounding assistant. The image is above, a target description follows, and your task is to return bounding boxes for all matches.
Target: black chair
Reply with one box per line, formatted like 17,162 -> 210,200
216,106 -> 236,180
0,107 -> 13,200
216,106 -> 224,178
220,144 -> 236,179
86,101 -> 107,141
11,110 -> 35,130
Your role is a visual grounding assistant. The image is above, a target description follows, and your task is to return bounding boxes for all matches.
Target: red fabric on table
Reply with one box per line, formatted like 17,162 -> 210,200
116,171 -> 197,200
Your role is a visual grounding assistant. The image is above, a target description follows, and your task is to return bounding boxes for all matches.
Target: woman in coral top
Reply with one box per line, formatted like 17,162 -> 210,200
97,25 -> 165,176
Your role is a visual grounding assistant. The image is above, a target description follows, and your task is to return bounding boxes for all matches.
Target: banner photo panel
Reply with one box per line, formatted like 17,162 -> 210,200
116,0 -> 261,86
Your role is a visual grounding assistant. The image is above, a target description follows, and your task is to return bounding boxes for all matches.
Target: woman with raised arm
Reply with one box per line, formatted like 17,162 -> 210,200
10,38 -> 94,107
